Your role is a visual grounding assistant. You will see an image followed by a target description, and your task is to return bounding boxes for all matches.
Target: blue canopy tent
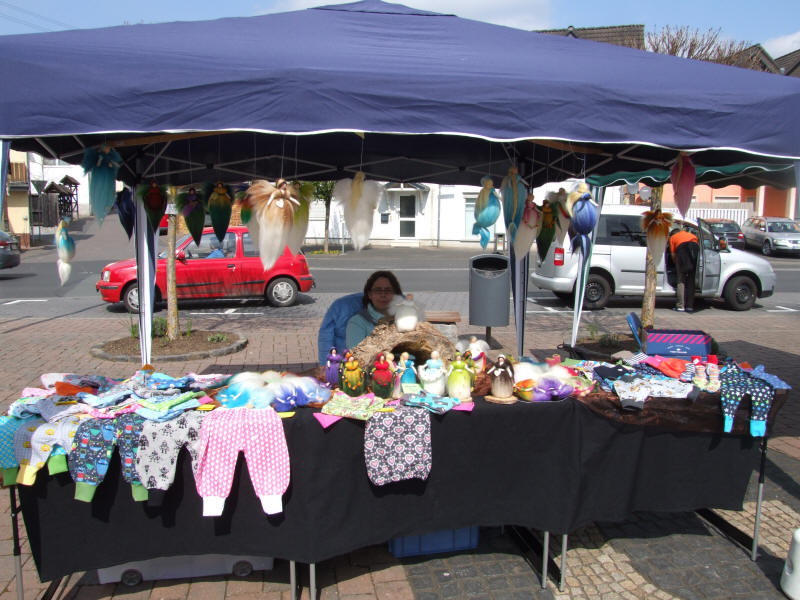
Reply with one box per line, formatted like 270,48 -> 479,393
0,0 -> 799,363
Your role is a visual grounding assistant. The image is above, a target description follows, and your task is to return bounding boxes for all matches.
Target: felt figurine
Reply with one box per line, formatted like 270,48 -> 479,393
207,181 -> 233,243
81,144 -> 121,225
370,353 -> 394,399
567,183 -> 599,260
245,179 -> 299,270
473,176 -> 501,249
340,352 -> 366,397
115,188 -> 135,240
530,377 -> 573,402
176,185 -> 206,245
389,293 -> 421,332
418,350 -> 447,396
333,172 -> 382,251
487,354 -> 515,400
137,179 -> 168,233
671,152 -> 696,218
383,351 -> 403,398
536,189 -> 570,261
55,219 -> 75,286
325,347 -> 343,388
512,192 -> 540,260
287,181 -> 313,254
641,209 -> 674,265
467,336 -> 490,372
501,166 -> 527,245
462,350 -> 477,385
398,352 -> 418,385
446,354 -> 474,401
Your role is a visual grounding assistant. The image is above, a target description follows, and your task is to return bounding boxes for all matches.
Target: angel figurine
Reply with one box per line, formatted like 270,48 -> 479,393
81,144 -> 121,225
389,293 -> 421,332
467,336 -> 490,372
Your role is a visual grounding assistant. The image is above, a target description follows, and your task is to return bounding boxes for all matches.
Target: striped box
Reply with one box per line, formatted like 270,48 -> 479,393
643,329 -> 712,357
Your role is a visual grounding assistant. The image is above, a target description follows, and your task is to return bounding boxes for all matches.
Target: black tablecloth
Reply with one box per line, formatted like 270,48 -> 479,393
19,398 -> 759,581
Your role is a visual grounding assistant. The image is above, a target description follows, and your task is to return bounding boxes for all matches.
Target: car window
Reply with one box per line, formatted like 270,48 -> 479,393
709,221 -> 739,233
184,232 -> 236,259
242,232 -> 259,257
768,221 -> 800,233
595,214 -> 645,247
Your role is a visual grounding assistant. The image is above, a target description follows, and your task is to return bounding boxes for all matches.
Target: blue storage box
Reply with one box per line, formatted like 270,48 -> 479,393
643,329 -> 712,357
389,527 -> 479,558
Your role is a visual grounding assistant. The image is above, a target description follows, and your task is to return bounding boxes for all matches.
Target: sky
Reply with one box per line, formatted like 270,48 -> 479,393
0,0 -> 798,57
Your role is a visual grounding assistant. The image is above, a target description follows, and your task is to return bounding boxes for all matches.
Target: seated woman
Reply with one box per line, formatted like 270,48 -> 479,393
345,270 -> 403,349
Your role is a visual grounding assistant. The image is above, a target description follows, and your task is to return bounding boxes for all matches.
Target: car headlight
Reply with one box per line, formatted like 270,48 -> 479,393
774,239 -> 790,247
102,270 -> 110,282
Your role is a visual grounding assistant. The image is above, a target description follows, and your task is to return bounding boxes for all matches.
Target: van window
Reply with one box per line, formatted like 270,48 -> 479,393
595,215 -> 646,247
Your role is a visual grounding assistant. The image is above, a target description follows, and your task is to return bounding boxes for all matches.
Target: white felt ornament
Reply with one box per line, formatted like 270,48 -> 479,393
333,172 -> 381,250
245,179 -> 299,270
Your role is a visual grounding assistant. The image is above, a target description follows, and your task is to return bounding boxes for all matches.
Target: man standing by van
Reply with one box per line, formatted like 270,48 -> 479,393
669,228 -> 700,313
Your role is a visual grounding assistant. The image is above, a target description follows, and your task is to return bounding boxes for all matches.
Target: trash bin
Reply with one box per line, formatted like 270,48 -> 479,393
469,254 -> 510,327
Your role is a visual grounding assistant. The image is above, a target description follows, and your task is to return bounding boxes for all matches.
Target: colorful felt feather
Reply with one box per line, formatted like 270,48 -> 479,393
671,153 -> 696,218
206,181 -> 233,243
287,181 -> 313,254
501,167 -> 527,244
245,179 -> 299,270
55,219 -> 75,286
136,180 -> 168,233
641,209 -> 674,262
512,192 -> 540,259
473,176 -> 501,249
81,145 -> 121,226
116,188 -> 135,240
333,172 -> 381,251
176,186 -> 206,245
567,183 -> 599,259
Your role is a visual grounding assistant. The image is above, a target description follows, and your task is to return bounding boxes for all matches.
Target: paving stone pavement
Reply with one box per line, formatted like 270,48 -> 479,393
0,300 -> 798,600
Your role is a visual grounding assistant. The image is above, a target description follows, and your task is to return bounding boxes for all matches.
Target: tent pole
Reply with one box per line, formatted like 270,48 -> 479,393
570,186 -> 605,347
134,183 -> 156,366
794,161 -> 800,219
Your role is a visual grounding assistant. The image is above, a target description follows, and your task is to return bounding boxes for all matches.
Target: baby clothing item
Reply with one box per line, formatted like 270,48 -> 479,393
719,363 -> 775,437
364,406 -> 432,486
194,408 -> 290,517
322,391 -> 385,421
402,393 -> 460,414
69,414 -> 148,502
0,415 -> 35,484
37,396 -> 91,422
747,365 -> 791,390
15,415 -> 90,485
77,388 -> 133,408
679,362 -> 695,383
135,411 -> 205,506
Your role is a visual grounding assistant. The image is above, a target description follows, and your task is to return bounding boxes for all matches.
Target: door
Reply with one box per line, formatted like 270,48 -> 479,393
174,232 -> 236,297
399,194 -> 416,238
600,214 -> 663,292
695,219 -> 721,295
234,231 -> 270,297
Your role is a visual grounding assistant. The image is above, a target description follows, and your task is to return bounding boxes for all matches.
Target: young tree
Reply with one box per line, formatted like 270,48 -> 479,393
646,26 -> 759,70
312,181 -> 336,252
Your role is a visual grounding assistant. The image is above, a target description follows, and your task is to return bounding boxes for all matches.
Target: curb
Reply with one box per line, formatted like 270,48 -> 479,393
90,336 -> 248,362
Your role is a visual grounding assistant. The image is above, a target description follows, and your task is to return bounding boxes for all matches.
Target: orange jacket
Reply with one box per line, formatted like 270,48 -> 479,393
669,230 -> 698,255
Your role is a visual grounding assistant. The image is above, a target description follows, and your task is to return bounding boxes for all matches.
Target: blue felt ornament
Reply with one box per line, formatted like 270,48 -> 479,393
81,145 -> 121,226
472,176 -> 501,249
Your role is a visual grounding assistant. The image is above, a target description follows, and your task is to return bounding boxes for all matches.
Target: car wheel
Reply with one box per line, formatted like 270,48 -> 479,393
724,275 -> 756,311
582,273 -> 611,310
553,290 -> 575,306
121,569 -> 143,587
265,277 -> 298,307
232,561 -> 253,578
122,283 -> 140,313
761,240 -> 772,256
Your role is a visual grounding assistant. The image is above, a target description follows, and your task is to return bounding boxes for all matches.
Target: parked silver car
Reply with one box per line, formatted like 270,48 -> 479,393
741,216 -> 800,256
531,205 -> 776,311
0,231 -> 21,269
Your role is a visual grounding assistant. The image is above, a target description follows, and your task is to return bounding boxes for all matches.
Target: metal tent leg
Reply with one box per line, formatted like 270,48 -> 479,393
559,534 -> 568,592
541,531 -> 549,589
752,437 -> 768,561
10,487 -> 23,600
310,563 -> 317,600
290,560 -> 297,600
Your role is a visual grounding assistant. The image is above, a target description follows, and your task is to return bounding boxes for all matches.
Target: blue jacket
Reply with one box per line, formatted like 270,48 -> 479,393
317,293 -> 363,364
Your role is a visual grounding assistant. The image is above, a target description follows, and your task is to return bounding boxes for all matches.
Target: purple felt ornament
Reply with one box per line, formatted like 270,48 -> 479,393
530,377 -> 573,402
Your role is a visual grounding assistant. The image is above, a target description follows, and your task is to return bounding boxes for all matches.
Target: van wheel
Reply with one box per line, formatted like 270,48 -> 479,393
582,274 -> 611,310
265,277 -> 298,307
553,291 -> 575,306
761,240 -> 772,256
122,283 -> 140,313
724,275 -> 756,311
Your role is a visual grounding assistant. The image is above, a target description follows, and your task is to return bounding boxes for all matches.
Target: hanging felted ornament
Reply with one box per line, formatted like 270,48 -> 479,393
473,176 -> 501,249
501,166 -> 527,244
81,145 -> 122,226
333,172 -> 381,251
641,209 -> 674,263
567,183 -> 599,259
671,153 -> 695,218
287,181 -> 313,254
116,188 -> 135,240
512,192 -> 540,260
245,179 -> 299,270
536,190 -> 570,261
55,219 -> 75,286
137,179 -> 168,233
176,185 -> 206,246
206,181 -> 233,243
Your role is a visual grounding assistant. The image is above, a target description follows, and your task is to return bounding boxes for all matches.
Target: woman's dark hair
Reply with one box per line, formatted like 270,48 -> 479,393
362,270 -> 402,307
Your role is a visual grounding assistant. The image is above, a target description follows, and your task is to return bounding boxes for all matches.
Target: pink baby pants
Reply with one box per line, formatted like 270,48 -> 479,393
194,408 -> 290,517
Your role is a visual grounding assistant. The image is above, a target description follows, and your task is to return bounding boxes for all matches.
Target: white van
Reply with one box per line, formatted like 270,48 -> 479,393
530,204 -> 775,311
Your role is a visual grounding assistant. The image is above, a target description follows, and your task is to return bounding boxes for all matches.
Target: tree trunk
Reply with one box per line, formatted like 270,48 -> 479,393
641,186 -> 663,329
323,199 -> 331,253
166,211 -> 179,340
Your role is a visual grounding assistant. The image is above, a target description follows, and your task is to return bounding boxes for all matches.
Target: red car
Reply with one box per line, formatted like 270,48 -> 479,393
97,226 -> 314,312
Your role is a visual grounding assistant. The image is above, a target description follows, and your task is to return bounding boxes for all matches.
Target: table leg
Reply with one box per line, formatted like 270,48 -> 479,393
290,560 -> 296,600
752,437 -> 768,561
560,534 -> 568,592
310,563 -> 316,600
9,487 -> 23,600
541,531 -> 549,589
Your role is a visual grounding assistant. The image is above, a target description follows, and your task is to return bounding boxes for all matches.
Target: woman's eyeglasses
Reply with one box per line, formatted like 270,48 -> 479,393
370,287 -> 394,294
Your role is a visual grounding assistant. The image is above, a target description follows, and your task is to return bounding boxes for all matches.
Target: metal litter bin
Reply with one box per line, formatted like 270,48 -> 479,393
469,254 -> 510,327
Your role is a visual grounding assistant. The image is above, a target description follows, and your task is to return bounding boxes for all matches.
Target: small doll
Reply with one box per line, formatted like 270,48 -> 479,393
208,181 -> 233,243
340,352 -> 366,397
398,352 -> 418,385
142,179 -> 167,232
325,347 -> 343,388
418,350 -> 447,396
390,293 -> 421,332
487,354 -> 515,400
467,336 -> 490,372
446,354 -> 474,401
177,185 -> 206,245
369,353 -> 394,399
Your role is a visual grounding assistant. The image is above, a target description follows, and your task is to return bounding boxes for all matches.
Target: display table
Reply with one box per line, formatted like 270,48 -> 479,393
17,391 -> 782,583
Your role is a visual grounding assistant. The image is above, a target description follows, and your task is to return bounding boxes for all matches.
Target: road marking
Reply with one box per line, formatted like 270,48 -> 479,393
526,307 -> 571,314
189,308 -> 263,315
767,306 -> 798,312
3,299 -> 47,305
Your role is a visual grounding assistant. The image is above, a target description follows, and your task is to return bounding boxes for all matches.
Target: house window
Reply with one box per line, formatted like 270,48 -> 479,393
380,213 -> 389,224
713,196 -> 740,203
399,194 -> 416,237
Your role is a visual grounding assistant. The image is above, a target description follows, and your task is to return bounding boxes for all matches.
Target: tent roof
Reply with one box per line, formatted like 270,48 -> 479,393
1,0 -> 799,188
